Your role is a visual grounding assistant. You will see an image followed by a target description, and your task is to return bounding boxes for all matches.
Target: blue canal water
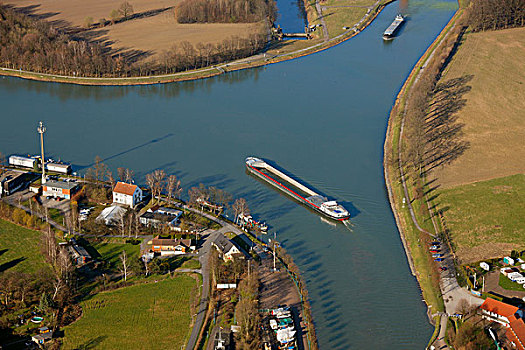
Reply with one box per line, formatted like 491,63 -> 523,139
0,0 -> 457,348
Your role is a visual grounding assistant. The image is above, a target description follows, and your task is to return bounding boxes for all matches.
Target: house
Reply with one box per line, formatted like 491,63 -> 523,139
67,244 -> 92,265
508,317 -> 525,350
112,182 -> 143,208
32,331 -> 53,345
148,236 -> 194,256
140,212 -> 178,228
211,233 -> 246,261
0,171 -> 27,197
140,207 -> 182,230
96,205 -> 127,225
479,298 -> 519,326
42,180 -> 78,199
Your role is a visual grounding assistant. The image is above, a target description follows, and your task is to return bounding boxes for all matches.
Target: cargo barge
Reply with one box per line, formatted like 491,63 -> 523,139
245,157 -> 350,221
383,14 -> 405,40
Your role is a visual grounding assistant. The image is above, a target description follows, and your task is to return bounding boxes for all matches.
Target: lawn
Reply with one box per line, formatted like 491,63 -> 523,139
0,219 -> 49,273
499,274 -> 525,292
431,27 -> 525,188
438,174 -> 525,263
63,275 -> 197,349
89,241 -> 141,267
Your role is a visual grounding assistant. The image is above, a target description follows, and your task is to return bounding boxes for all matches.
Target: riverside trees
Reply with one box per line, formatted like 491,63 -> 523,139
176,0 -> 277,24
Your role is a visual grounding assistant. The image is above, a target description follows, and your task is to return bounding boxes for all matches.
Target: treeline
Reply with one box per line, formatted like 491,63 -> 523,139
176,0 -> 277,23
467,0 -> 525,32
158,34 -> 267,74
0,4 -> 268,78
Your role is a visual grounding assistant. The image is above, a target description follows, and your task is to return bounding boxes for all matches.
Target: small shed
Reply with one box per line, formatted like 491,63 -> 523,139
504,257 -> 515,265
32,331 -> 53,344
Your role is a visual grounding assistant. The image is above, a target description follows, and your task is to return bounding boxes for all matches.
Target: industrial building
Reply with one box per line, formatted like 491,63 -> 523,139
42,180 -> 79,199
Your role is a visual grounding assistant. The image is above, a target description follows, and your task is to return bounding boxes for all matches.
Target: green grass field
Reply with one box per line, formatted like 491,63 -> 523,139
0,219 -> 49,273
499,273 -> 525,292
89,242 -> 140,267
439,174 -> 525,263
63,275 -> 197,349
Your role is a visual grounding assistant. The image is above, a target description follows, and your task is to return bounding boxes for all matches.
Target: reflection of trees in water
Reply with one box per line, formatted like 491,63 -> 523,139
296,0 -> 308,26
1,66 -> 263,101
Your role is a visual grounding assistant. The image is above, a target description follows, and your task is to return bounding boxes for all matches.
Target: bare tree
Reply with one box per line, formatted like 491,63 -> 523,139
120,250 -> 129,281
232,198 -> 249,224
0,151 -> 6,177
125,168 -> 134,183
152,169 -> 166,202
118,1 -> 134,19
106,169 -> 116,188
146,173 -> 155,202
117,167 -> 126,182
41,225 -> 58,265
86,156 -> 108,183
166,175 -> 182,204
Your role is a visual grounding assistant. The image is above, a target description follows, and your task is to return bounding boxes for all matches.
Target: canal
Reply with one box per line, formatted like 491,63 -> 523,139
0,0 -> 457,348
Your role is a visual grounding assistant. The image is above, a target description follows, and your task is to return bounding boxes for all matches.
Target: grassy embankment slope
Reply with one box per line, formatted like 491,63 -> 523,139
63,275 -> 197,349
430,27 -> 525,264
0,219 -> 49,273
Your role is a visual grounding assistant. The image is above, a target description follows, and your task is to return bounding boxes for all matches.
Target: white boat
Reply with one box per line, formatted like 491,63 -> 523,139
383,14 -> 405,40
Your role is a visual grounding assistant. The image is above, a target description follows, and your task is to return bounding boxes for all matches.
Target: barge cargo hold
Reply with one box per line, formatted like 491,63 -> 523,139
383,14 -> 405,40
245,157 -> 350,221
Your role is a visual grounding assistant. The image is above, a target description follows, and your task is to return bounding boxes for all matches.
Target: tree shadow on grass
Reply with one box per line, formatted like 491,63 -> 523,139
0,257 -> 26,273
76,336 -> 108,350
424,74 -> 474,173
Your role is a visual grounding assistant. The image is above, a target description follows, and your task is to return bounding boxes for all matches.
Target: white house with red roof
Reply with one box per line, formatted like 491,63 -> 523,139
479,298 -> 525,350
112,182 -> 143,208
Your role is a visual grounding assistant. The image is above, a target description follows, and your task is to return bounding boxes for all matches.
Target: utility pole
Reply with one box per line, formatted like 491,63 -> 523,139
37,121 -> 46,184
273,231 -> 276,272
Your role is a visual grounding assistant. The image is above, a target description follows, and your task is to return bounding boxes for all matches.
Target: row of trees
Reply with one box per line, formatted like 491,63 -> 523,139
467,0 -> 525,32
0,5 -> 269,78
176,0 -> 277,23
157,34 -> 267,75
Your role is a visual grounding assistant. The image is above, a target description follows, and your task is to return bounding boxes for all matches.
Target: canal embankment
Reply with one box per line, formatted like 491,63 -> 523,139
383,5 -> 466,345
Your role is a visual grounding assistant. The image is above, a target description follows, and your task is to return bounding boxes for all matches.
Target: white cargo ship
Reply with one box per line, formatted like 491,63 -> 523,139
245,157 -> 350,221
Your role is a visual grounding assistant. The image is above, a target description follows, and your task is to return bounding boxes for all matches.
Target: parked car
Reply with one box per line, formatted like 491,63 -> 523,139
434,258 -> 444,262
440,267 -> 448,271
432,254 -> 444,258
429,245 -> 440,250
430,241 -> 440,245
429,250 -> 440,253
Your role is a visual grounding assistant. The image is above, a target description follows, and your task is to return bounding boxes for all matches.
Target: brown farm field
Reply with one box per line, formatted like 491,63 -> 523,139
4,0 -> 262,62
98,11 -> 263,62
430,27 -> 525,189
